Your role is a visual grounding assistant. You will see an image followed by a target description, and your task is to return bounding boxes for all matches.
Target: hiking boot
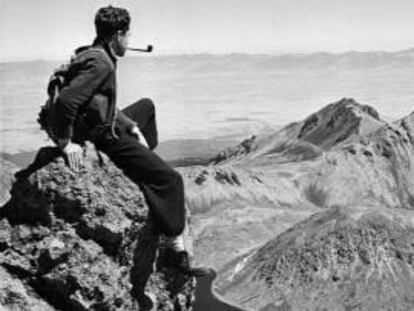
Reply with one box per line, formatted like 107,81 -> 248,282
168,250 -> 211,277
164,233 -> 211,277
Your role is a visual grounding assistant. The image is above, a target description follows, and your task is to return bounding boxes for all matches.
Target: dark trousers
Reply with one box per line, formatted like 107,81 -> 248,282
93,98 -> 185,237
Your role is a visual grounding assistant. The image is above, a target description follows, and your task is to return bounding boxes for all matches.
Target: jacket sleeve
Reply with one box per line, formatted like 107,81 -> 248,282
56,52 -> 112,140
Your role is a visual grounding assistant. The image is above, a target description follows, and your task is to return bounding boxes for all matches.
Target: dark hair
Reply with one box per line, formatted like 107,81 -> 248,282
95,6 -> 130,40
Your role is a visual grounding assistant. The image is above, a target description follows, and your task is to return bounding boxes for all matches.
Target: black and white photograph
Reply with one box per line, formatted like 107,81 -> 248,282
2,0 -> 414,310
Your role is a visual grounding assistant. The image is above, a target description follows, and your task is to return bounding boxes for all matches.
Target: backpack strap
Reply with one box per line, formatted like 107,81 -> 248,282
84,46 -> 119,139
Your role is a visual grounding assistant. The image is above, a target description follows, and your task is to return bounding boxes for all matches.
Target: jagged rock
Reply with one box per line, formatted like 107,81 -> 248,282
0,265 -> 54,311
212,135 -> 257,164
0,144 -> 195,311
216,206 -> 414,310
0,158 -> 19,206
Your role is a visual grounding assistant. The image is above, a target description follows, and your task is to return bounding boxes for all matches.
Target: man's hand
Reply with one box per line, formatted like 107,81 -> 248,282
60,141 -> 83,171
130,125 -> 149,148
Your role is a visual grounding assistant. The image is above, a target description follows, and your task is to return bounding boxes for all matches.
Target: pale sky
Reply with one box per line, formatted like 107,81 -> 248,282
2,0 -> 414,61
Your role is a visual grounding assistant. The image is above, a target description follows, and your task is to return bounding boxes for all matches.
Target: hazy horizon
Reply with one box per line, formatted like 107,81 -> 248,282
3,0 -> 414,62
2,45 -> 414,64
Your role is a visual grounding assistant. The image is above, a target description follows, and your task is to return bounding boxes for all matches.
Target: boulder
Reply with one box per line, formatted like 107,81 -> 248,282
0,144 -> 195,311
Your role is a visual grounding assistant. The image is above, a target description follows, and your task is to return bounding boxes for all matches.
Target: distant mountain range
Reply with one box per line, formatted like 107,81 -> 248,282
3,47 -> 414,70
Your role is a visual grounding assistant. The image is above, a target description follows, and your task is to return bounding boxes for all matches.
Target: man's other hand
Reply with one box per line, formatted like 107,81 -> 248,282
130,125 -> 149,148
62,141 -> 83,171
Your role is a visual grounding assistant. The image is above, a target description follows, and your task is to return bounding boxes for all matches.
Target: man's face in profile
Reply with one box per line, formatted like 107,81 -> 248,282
113,30 -> 130,57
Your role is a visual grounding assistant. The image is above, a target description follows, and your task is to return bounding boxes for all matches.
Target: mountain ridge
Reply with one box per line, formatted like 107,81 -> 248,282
4,47 -> 414,65
212,98 -> 386,164
183,98 -> 414,310
216,205 -> 414,310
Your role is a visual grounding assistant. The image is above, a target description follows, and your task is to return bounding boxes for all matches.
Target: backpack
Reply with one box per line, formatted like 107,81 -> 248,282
37,46 -> 90,144
37,63 -> 71,144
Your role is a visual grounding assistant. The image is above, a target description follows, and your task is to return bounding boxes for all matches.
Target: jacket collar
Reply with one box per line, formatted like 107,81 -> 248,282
92,38 -> 117,66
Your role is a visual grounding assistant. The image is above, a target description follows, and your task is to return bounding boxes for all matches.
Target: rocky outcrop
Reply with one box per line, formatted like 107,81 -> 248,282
211,135 -> 258,164
0,145 -> 195,311
216,206 -> 414,311
0,158 -> 19,206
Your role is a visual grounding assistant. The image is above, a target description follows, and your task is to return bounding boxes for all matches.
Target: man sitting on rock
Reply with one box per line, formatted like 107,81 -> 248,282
54,5 -> 209,277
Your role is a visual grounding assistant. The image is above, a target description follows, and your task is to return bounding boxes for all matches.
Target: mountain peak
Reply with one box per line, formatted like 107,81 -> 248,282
211,98 -> 386,165
297,98 -> 383,150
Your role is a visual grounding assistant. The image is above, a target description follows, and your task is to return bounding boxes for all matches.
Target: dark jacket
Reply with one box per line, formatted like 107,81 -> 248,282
56,42 -> 135,142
